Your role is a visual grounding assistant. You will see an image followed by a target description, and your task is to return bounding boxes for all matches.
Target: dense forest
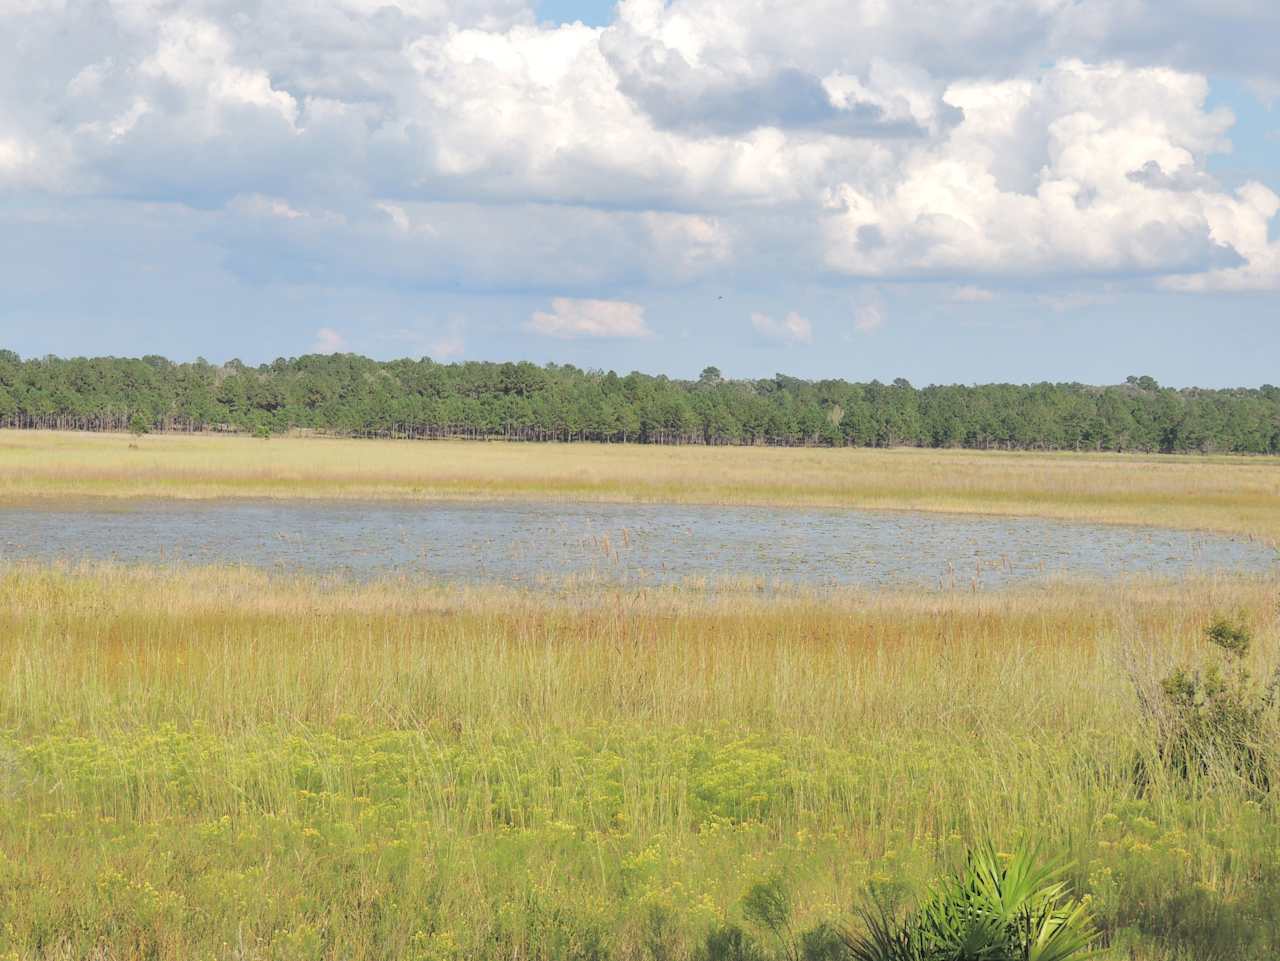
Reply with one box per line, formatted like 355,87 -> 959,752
1,349 -> 1278,453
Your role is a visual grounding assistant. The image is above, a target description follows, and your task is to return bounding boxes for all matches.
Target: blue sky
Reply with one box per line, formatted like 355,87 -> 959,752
1,0 -> 1277,387
536,0 -> 617,27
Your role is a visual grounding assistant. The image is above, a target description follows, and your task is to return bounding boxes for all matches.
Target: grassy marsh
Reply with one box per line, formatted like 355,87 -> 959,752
1,564 -> 1279,959
4,431 -> 1279,958
2,430 -> 1279,539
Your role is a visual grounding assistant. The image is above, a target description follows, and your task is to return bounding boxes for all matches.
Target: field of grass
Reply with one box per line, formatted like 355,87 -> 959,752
3,431 -> 1279,958
2,563 -> 1279,960
2,430 -> 1279,539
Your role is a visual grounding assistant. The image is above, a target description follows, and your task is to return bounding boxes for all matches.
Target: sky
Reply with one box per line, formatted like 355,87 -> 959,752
1,1 -> 1278,387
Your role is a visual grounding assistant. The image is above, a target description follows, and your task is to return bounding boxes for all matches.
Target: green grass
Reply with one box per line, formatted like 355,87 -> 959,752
1,565 -> 1278,960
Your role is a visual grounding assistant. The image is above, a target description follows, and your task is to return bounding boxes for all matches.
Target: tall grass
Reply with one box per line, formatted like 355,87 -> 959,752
2,430 -> 1279,539
1,564 -> 1278,959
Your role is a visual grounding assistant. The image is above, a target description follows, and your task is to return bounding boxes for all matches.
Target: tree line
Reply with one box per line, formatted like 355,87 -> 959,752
1,349 -> 1277,454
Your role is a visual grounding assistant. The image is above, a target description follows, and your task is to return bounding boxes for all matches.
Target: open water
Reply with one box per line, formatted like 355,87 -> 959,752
1,499 -> 1275,588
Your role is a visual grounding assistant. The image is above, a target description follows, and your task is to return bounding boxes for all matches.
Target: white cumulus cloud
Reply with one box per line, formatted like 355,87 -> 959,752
950,285 -> 997,303
526,298 -> 654,339
311,327 -> 347,353
429,321 -> 467,359
1,0 -> 1278,323
751,311 -> 814,345
853,302 -> 885,333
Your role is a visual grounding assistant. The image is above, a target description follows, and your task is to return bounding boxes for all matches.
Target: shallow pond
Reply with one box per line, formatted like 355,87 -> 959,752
1,499 -> 1275,589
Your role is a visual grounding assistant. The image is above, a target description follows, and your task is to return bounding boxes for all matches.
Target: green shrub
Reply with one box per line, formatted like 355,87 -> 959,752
843,845 -> 1097,961
1138,617 -> 1279,794
736,876 -> 844,961
743,876 -> 794,950
128,412 -> 150,436
798,923 -> 847,961
695,923 -> 767,961
643,903 -> 679,961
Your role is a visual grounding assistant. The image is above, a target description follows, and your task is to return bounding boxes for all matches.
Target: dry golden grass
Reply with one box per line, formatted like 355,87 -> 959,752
3,429 -> 1279,539
1,563 -> 1278,959
4,562 -> 1272,736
